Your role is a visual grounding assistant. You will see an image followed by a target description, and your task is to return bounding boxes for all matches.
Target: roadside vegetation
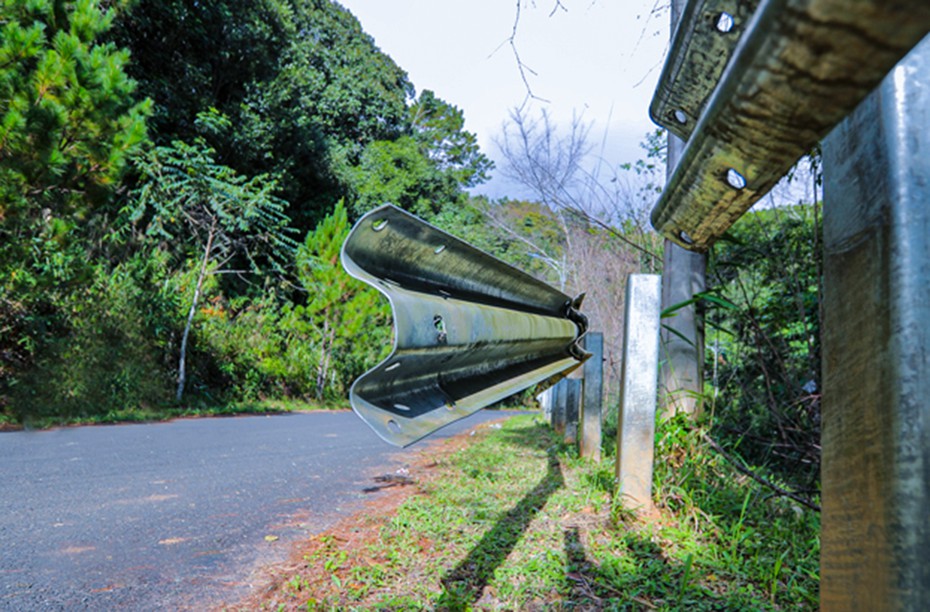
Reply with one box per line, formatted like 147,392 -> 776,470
243,414 -> 819,610
0,397 -> 345,430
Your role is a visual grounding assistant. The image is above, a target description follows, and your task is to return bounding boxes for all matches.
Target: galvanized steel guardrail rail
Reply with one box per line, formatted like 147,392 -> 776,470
342,205 -> 588,447
650,0 -> 930,607
651,0 -> 930,251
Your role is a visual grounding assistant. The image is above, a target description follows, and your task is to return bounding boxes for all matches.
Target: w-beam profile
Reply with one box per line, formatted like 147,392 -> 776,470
341,205 -> 588,447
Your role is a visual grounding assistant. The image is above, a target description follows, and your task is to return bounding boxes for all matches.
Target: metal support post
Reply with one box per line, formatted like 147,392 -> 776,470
821,36 -> 930,609
563,376 -> 581,445
552,379 -> 567,435
659,236 -> 705,418
658,0 -> 706,419
615,274 -> 662,511
580,332 -> 604,462
538,386 -> 553,422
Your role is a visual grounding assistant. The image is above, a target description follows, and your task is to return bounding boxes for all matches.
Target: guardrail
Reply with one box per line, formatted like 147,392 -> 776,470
341,205 -> 588,447
651,1 -> 930,606
651,0 -> 930,251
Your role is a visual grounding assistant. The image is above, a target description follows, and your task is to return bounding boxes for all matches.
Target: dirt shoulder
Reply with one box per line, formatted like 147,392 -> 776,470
222,420 -> 499,610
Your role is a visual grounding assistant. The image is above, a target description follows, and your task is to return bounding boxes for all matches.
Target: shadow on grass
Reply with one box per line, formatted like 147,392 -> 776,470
436,424 -> 564,608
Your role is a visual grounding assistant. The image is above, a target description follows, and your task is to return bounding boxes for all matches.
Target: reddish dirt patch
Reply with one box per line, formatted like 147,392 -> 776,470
221,421 -> 499,611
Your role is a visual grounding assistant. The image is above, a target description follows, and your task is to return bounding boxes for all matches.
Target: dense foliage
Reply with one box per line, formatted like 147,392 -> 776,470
705,205 -> 822,492
0,0 -> 491,423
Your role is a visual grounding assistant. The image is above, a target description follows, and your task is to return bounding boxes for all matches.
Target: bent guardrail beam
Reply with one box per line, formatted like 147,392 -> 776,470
650,0 -> 930,251
341,205 -> 588,447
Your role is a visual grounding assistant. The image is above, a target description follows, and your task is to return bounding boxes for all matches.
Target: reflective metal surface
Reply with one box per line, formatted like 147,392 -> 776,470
821,37 -> 930,608
650,0 -> 930,250
341,205 -> 588,447
616,274 -> 662,511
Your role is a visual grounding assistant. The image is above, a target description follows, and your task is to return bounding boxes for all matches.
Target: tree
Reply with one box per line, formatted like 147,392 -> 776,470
410,90 -> 493,189
496,106 -> 662,269
110,0 -> 414,229
294,201 -> 389,399
132,127 -> 294,401
0,0 -> 149,412
345,90 -> 493,219
0,0 -> 149,228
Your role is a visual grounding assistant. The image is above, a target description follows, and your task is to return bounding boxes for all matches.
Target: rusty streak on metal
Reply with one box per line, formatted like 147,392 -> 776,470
650,0 -> 930,251
342,205 -> 588,447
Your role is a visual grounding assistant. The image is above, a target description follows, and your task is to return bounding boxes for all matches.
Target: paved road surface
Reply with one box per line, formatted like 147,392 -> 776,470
0,410 -> 521,610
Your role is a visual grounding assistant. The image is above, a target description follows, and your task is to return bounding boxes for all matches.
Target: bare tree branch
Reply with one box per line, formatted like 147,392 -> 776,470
703,433 -> 821,513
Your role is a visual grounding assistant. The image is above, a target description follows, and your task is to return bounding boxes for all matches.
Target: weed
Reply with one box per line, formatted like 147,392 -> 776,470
246,414 -> 819,610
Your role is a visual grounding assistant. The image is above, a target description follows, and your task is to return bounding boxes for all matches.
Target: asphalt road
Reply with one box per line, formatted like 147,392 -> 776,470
0,409 -> 521,610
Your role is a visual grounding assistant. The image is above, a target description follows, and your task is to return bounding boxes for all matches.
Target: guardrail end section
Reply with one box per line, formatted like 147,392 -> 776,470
341,204 -> 588,446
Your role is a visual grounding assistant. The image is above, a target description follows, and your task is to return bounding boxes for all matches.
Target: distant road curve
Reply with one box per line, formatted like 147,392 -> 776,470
0,409 -> 524,610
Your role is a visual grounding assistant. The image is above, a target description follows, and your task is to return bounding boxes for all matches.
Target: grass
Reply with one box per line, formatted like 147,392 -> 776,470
244,413 -> 819,610
1,397 -> 349,430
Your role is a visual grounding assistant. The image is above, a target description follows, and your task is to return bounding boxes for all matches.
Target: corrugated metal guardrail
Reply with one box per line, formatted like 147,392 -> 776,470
651,1 -> 930,607
342,205 -> 588,447
650,0 -> 930,251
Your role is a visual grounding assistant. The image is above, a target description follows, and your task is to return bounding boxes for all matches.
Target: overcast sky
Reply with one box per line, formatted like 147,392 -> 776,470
336,1 -> 670,200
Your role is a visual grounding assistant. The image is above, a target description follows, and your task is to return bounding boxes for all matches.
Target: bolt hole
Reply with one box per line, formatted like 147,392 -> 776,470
393,403 -> 411,412
672,109 -> 688,125
387,419 -> 402,433
385,362 -> 401,372
715,12 -> 735,33
372,218 -> 389,232
434,244 -> 447,254
725,168 -> 747,190
679,230 -> 695,245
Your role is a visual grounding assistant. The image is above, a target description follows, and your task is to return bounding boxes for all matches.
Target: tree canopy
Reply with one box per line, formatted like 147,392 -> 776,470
0,0 -> 496,420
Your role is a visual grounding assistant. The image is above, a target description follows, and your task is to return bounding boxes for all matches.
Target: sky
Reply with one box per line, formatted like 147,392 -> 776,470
336,1 -> 670,200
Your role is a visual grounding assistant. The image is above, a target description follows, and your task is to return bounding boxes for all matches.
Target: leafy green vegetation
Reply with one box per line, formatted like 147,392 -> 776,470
0,0 -> 493,423
250,415 -> 818,610
705,204 -> 822,494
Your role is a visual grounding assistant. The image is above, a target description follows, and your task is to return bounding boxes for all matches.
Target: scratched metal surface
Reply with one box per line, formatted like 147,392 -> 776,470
650,0 -> 930,250
341,205 -> 587,447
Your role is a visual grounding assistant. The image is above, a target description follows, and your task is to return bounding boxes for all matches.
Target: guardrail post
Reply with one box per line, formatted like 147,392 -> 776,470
563,376 -> 581,445
552,379 -> 567,435
538,386 -> 553,422
580,332 -> 604,461
658,0 -> 705,419
821,36 -> 930,609
615,274 -> 662,512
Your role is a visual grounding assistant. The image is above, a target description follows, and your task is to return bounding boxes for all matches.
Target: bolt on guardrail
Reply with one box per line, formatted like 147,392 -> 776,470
650,0 -> 930,251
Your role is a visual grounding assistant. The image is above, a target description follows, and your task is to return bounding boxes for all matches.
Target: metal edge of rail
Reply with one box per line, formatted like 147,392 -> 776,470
649,0 -> 930,251
649,0 -> 761,142
341,204 -> 590,447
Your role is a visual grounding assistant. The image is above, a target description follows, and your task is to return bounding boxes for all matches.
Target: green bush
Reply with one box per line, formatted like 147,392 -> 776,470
10,252 -> 177,424
706,204 -> 822,490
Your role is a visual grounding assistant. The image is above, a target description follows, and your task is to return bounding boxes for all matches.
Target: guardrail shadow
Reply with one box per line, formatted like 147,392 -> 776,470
436,426 -> 564,608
